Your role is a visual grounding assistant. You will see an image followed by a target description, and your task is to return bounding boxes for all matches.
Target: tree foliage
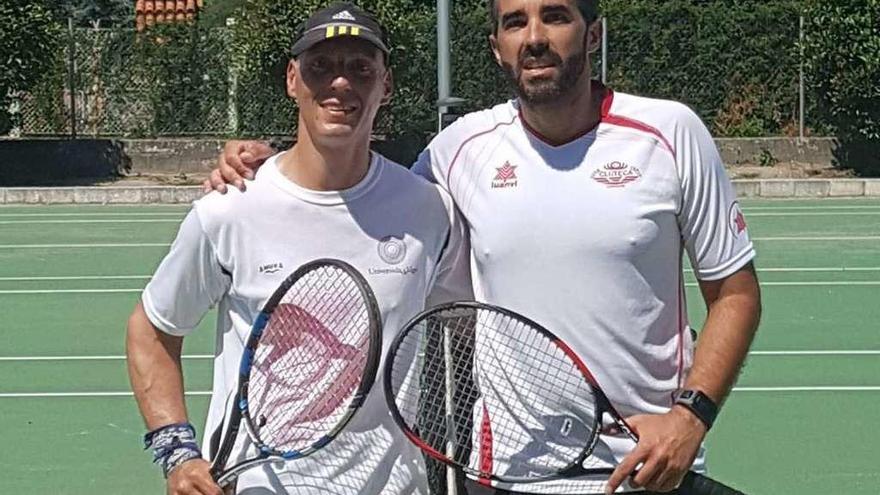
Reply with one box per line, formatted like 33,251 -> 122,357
803,0 -> 880,175
0,0 -> 62,134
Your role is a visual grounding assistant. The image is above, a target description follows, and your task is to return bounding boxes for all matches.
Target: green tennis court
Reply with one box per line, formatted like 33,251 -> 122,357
0,198 -> 878,494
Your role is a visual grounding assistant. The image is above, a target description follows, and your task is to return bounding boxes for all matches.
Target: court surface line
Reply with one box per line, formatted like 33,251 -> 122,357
746,212 -> 880,217
3,281 -> 879,294
743,206 -> 880,211
752,236 -> 880,241
4,351 -> 877,362
3,281 -> 878,294
0,243 -> 169,249
0,275 -> 151,281
0,213 -> 185,218
5,387 -> 880,398
2,237 -> 877,250
0,219 -> 180,224
6,268 -> 880,282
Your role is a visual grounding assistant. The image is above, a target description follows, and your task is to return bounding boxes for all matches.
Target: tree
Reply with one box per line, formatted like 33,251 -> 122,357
0,0 -> 62,134
54,0 -> 134,27
804,0 -> 880,175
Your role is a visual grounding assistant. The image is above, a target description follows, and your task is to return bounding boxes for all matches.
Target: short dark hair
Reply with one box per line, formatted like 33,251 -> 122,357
487,0 -> 599,32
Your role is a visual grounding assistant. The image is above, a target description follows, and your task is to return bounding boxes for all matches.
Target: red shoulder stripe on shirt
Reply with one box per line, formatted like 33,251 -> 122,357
445,115 -> 519,186
601,91 -> 676,159
602,113 -> 677,160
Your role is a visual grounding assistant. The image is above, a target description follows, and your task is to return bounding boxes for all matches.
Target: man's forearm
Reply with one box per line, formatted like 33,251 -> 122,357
126,301 -> 190,429
686,265 -> 761,405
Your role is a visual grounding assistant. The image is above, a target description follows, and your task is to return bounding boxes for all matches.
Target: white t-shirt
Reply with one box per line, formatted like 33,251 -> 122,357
412,87 -> 755,493
142,152 -> 472,494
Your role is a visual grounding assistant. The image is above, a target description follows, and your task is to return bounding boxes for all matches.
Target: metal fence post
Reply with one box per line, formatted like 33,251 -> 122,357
226,19 -> 239,135
601,17 -> 607,84
799,14 -> 805,143
67,18 -> 78,139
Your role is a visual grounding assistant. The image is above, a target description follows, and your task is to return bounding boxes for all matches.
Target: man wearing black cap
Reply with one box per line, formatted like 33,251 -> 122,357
127,3 -> 471,494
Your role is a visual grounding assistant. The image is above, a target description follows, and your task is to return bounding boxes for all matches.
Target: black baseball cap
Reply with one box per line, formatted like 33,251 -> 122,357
291,2 -> 390,58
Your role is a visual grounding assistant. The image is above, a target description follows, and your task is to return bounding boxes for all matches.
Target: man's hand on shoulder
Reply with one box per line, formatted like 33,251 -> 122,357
605,407 -> 707,494
203,140 -> 275,194
167,458 -> 223,495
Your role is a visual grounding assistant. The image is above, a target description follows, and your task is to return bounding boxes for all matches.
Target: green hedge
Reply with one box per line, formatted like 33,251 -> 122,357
803,0 -> 880,175
13,0 -> 880,171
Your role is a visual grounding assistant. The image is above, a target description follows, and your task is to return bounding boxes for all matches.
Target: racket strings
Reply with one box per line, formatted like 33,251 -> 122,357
390,307 -> 601,480
248,265 -> 371,453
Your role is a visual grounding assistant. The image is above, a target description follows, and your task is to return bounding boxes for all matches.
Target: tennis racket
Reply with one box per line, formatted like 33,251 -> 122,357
210,259 -> 382,490
384,301 -> 744,494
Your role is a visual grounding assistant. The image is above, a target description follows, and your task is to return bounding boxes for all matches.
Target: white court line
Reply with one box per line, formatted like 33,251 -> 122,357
0,219 -> 180,224
0,213 -> 185,218
0,289 -> 142,294
747,212 -> 880,217
3,282 -> 878,294
753,236 -> 880,241
685,281 -> 880,287
749,350 -> 880,356
2,351 -> 875,362
3,388 -> 879,398
0,275 -> 150,281
5,268 -> 879,282
0,237 -> 875,250
4,282 -> 878,294
743,206 -> 880,211
686,267 -> 880,273
0,355 -> 212,361
0,391 -> 211,398
0,243 -> 169,249
733,387 -> 880,392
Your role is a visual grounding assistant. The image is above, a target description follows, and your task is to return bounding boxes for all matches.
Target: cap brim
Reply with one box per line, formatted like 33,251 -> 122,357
291,23 -> 389,57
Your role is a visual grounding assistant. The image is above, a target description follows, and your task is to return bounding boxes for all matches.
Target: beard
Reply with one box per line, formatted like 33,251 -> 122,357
501,47 -> 587,106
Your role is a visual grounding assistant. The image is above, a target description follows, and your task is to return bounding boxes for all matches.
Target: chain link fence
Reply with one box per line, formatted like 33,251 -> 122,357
16,13 -> 831,139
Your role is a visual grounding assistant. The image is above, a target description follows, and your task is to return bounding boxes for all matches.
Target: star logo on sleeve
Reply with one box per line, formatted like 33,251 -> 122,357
728,202 -> 748,236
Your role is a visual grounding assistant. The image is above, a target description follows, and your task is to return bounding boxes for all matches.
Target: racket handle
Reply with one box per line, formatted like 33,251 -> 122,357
679,472 -> 746,495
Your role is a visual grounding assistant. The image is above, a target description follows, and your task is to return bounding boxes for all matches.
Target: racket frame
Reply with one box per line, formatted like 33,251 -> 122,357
384,301 -> 683,485
211,258 -> 382,487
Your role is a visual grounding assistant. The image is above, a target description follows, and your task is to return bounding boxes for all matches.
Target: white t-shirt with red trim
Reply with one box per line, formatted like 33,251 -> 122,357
412,87 -> 755,493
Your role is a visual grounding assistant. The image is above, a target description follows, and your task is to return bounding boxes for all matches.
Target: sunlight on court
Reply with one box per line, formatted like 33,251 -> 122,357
0,199 -> 878,494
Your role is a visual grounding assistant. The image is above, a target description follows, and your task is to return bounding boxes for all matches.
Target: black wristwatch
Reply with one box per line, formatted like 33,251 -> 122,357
673,389 -> 718,430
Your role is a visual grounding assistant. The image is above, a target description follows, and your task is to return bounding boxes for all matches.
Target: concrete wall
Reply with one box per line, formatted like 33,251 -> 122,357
715,137 -> 837,166
0,137 -> 845,185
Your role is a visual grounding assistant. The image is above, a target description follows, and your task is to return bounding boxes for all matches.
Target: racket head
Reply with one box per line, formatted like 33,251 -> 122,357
384,301 -> 632,483
213,259 -> 381,484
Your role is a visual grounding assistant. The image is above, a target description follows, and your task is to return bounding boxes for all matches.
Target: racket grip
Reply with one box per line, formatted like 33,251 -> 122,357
679,472 -> 746,495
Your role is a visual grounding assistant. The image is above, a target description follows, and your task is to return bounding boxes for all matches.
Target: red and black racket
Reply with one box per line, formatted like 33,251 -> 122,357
383,301 -> 744,494
210,259 -> 382,489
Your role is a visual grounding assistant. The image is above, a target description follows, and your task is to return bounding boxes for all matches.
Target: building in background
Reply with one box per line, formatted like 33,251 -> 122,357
135,0 -> 203,31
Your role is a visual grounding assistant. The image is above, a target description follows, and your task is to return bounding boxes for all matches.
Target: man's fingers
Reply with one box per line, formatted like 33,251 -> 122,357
218,158 -> 246,192
605,447 -> 647,494
630,455 -> 665,490
207,169 -> 228,194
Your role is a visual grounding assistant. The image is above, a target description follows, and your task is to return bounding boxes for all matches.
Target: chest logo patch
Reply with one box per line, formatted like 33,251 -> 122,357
258,262 -> 284,274
591,161 -> 642,188
492,161 -> 519,189
378,235 -> 407,265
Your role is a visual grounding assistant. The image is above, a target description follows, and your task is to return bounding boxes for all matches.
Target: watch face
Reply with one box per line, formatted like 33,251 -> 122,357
679,390 -> 695,401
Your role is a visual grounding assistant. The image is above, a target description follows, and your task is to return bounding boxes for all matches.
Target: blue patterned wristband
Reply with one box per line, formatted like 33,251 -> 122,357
144,422 -> 203,478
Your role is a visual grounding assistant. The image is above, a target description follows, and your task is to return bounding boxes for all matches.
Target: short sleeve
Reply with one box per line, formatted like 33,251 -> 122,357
676,109 -> 756,281
425,189 -> 473,307
142,208 -> 231,336
411,146 -> 441,185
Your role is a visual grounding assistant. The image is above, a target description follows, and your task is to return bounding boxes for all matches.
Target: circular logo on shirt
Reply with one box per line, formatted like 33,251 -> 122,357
378,236 -> 406,265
